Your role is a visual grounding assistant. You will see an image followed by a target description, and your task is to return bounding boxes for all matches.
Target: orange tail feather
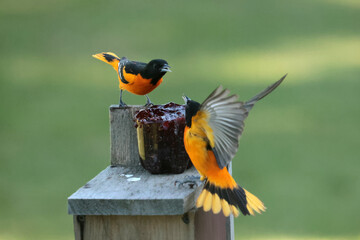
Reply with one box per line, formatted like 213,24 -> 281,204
92,52 -> 120,71
196,180 -> 265,217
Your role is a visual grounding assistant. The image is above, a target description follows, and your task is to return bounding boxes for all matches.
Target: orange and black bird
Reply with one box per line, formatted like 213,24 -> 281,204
183,75 -> 286,217
92,52 -> 171,106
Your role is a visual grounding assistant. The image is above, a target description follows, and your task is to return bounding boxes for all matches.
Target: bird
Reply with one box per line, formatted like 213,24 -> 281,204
92,52 -> 171,106
183,74 -> 286,217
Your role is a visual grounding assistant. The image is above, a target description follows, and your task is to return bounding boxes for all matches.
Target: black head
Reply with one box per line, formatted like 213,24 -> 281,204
142,59 -> 171,85
148,59 -> 171,73
183,95 -> 201,127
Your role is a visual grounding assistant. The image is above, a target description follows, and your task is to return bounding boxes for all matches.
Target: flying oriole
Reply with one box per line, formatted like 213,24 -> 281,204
183,75 -> 286,217
92,52 -> 171,106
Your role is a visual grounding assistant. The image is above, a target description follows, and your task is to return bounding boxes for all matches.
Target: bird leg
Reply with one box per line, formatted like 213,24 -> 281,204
144,95 -> 153,107
119,89 -> 127,107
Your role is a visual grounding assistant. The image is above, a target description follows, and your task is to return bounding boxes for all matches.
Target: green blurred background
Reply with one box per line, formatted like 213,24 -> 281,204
1,0 -> 359,239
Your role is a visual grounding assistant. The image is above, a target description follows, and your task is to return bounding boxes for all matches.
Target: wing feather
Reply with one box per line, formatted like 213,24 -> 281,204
200,75 -> 286,169
118,58 -> 147,84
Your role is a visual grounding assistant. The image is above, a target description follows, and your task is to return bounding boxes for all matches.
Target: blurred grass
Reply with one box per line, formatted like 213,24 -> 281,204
0,0 -> 359,239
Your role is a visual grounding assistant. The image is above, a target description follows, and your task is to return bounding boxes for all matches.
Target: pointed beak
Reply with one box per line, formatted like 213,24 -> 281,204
161,64 -> 172,72
182,95 -> 190,104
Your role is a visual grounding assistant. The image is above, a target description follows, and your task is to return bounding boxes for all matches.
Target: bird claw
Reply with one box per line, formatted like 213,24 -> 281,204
144,102 -> 153,107
144,95 -> 153,107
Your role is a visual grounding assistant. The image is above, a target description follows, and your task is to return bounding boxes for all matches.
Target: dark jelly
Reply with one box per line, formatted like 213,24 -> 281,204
134,103 -> 191,174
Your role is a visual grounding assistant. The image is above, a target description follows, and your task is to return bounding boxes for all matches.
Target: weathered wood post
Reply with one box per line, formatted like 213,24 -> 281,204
68,105 -> 234,240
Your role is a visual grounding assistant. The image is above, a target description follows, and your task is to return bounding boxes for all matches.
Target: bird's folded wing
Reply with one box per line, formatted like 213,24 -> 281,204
119,58 -> 147,85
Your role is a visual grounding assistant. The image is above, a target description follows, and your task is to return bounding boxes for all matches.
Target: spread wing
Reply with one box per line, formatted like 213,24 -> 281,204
201,75 -> 286,169
200,86 -> 246,169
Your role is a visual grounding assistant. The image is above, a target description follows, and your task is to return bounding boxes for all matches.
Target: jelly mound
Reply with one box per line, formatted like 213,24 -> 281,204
135,102 -> 185,126
134,102 -> 191,174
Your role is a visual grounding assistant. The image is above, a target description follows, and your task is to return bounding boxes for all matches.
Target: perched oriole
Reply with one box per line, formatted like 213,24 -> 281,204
183,75 -> 286,217
92,52 -> 171,106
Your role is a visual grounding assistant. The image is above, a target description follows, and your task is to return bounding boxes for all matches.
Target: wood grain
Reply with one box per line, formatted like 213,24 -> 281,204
110,105 -> 143,166
74,211 -> 233,240
74,214 -> 196,240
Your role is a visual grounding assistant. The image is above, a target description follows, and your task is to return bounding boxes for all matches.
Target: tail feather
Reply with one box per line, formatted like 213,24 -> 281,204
196,180 -> 265,217
244,188 -> 267,212
212,193 -> 222,214
203,191 -> 213,212
196,190 -> 207,207
92,52 -> 120,71
221,199 -> 231,216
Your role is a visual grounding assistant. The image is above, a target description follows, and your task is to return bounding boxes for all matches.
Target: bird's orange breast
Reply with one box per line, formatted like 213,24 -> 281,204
118,69 -> 163,95
184,127 -> 236,189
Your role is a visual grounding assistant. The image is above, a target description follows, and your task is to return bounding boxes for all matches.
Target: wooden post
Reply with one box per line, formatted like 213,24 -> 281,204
109,105 -> 142,166
68,106 -> 234,240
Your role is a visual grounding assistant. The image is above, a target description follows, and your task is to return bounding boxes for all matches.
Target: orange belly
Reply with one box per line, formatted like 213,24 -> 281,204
184,127 -> 236,189
118,74 -> 163,96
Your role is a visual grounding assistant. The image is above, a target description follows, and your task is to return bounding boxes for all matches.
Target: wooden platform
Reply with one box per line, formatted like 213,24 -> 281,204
68,165 -> 202,215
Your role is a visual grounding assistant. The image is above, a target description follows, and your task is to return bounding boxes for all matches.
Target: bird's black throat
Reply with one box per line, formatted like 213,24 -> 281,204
141,59 -> 169,86
185,100 -> 201,127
